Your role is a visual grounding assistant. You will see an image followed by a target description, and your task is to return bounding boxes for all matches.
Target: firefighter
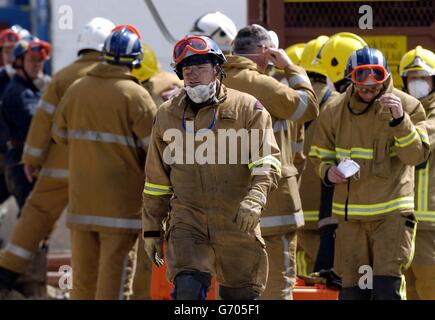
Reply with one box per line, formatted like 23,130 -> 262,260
310,32 -> 367,273
0,17 -> 115,299
52,25 -> 157,300
142,35 -> 281,300
190,11 -> 237,54
223,24 -> 319,299
310,46 -> 429,299
1,39 -> 51,210
400,46 -> 435,300
296,35 -> 340,276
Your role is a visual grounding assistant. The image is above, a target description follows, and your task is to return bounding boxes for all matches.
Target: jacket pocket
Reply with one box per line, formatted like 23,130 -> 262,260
372,135 -> 392,179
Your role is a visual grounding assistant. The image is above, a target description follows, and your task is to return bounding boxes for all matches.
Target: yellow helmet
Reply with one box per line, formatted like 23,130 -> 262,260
300,35 -> 329,77
132,43 -> 159,83
285,43 -> 306,65
399,45 -> 435,78
317,32 -> 367,84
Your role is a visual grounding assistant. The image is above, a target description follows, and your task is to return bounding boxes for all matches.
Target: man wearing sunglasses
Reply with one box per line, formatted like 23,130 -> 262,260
143,35 -> 281,300
399,46 -> 435,300
310,46 -> 430,300
222,24 -> 319,300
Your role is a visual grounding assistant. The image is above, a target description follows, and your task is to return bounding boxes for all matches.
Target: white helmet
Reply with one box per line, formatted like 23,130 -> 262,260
77,17 -> 115,53
11,25 -> 33,41
190,11 -> 237,53
268,30 -> 279,49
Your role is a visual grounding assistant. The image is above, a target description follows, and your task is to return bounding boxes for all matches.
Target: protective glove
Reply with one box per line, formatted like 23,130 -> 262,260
234,190 -> 266,233
144,237 -> 164,267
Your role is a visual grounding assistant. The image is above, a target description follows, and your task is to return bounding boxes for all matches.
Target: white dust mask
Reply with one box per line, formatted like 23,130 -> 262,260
185,80 -> 217,104
408,79 -> 431,99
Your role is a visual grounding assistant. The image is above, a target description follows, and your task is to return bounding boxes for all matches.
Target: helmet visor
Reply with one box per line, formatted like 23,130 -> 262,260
173,36 -> 210,64
351,64 -> 388,85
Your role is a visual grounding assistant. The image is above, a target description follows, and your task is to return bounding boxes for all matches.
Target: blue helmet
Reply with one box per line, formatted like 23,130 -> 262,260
172,35 -> 226,79
103,24 -> 143,68
345,46 -> 390,82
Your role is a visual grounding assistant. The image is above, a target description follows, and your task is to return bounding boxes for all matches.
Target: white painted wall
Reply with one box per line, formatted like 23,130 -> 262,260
50,0 -> 247,73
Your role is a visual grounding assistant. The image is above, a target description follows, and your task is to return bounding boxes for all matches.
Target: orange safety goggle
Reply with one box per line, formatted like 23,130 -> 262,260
351,64 -> 388,85
173,36 -> 210,64
0,29 -> 20,46
112,24 -> 142,39
28,40 -> 52,60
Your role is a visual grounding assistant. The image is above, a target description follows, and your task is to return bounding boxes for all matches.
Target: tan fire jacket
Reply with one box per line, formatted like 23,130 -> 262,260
22,52 -> 102,179
142,84 -> 281,236
415,91 -> 435,229
300,82 -> 340,229
223,55 -> 319,235
52,62 -> 157,233
310,77 -> 430,221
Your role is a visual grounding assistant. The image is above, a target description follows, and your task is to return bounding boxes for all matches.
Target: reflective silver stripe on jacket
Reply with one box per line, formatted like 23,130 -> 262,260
37,100 -> 56,115
261,210 -> 305,228
23,144 -> 43,158
291,141 -> 304,153
67,130 -> 141,148
67,213 -> 142,229
137,136 -> 151,149
39,168 -> 69,178
52,124 -> 68,139
318,216 -> 339,229
53,126 -> 144,149
273,120 -> 288,133
289,90 -> 309,121
288,74 -> 311,89
5,243 -> 34,260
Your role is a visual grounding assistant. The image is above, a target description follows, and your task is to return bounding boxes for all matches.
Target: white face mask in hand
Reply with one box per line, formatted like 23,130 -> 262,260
408,79 -> 431,99
185,80 -> 217,104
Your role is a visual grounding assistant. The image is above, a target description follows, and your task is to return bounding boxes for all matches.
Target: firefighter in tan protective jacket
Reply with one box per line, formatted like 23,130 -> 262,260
52,25 -> 157,300
310,47 -> 430,300
142,35 -> 281,300
400,46 -> 435,300
0,19 -> 115,298
222,25 -> 319,300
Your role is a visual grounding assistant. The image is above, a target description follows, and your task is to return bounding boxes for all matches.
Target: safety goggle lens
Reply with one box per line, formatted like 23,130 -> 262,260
174,37 -> 208,61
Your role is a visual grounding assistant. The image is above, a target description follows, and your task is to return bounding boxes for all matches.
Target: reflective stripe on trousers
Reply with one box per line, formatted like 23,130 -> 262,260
67,213 -> 142,229
5,243 -> 34,260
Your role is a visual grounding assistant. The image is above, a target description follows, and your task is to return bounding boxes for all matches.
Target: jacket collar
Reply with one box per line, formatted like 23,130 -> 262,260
224,55 -> 262,73
87,62 -> 139,83
77,51 -> 102,63
420,91 -> 435,112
